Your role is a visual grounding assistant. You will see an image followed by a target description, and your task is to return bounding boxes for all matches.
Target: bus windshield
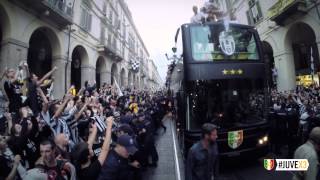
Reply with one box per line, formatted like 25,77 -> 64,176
190,25 -> 259,61
187,79 -> 265,130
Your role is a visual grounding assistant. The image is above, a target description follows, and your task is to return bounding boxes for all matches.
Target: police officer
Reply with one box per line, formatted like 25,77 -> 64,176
186,123 -> 219,180
97,134 -> 138,180
131,111 -> 150,167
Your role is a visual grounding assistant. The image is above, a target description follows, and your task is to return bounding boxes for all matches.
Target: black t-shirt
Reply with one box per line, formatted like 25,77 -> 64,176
79,160 -> 102,180
26,80 -> 41,116
4,81 -> 22,113
0,155 -> 12,179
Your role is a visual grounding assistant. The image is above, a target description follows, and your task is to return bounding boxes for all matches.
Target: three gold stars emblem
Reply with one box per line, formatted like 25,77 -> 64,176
222,69 -> 244,75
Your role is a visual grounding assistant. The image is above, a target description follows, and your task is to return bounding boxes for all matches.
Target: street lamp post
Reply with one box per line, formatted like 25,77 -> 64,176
65,0 -> 77,93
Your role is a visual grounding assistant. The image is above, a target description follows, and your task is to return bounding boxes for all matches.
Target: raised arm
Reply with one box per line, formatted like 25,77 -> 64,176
77,87 -> 85,97
37,66 -> 57,86
73,99 -> 89,121
4,112 -> 12,135
37,86 -> 49,113
5,155 -> 21,180
87,123 -> 98,151
97,116 -> 114,165
52,93 -> 73,119
22,62 -> 30,79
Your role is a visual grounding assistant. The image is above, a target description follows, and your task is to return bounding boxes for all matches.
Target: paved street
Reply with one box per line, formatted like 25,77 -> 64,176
143,117 -> 294,180
143,118 -> 178,180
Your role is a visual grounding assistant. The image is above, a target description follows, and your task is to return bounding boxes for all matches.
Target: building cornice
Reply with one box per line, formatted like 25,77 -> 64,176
1,38 -> 29,48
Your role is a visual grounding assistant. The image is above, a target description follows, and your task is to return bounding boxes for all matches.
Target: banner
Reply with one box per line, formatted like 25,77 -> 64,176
113,77 -> 123,97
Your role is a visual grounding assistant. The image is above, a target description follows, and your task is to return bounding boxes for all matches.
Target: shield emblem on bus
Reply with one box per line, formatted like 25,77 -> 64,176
228,130 -> 243,149
219,31 -> 235,56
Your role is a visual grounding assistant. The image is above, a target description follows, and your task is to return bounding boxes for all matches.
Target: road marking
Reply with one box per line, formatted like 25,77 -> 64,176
171,117 -> 182,180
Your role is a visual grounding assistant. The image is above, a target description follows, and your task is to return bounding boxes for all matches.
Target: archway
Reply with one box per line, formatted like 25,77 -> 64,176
120,68 -> 125,87
262,41 -> 275,88
27,28 -> 59,77
128,71 -> 132,88
110,63 -> 118,85
71,46 -> 89,91
285,23 -> 319,86
96,57 -> 107,89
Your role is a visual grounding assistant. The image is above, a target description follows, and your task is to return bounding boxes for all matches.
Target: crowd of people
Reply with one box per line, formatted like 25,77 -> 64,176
0,62 -> 172,180
270,84 -> 320,180
271,84 -> 320,135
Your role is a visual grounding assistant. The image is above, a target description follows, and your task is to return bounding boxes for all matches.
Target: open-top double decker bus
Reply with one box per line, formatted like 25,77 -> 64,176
171,22 -> 270,158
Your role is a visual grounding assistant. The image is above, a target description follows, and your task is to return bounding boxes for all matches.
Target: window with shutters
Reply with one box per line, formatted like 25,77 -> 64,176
246,0 -> 263,25
80,6 -> 92,32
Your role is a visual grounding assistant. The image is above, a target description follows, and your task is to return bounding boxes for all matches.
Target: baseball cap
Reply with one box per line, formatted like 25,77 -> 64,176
117,124 -> 134,136
117,135 -> 137,155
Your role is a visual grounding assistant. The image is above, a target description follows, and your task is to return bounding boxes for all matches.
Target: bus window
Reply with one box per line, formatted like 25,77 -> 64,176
190,25 -> 259,61
187,79 -> 265,130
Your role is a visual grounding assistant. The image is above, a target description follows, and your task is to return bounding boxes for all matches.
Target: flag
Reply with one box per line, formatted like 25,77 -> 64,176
113,77 -> 123,97
264,159 -> 275,171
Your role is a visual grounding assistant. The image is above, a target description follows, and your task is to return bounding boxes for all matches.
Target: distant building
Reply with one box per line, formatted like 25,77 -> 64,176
228,0 -> 320,90
148,59 -> 162,90
0,0 -> 161,98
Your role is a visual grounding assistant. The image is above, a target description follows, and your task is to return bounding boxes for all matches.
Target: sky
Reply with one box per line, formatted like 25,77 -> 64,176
125,0 -> 203,82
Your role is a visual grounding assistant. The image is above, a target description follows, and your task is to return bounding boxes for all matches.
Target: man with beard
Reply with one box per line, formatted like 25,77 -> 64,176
186,123 -> 219,180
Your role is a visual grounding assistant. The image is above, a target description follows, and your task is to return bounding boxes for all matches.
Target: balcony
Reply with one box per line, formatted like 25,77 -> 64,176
13,0 -> 73,27
268,0 -> 307,25
98,43 -> 123,61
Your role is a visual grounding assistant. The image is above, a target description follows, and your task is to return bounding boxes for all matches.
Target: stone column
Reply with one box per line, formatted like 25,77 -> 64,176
65,58 -> 72,90
52,55 -> 68,99
0,38 -> 28,73
81,65 -> 96,87
274,52 -> 296,91
124,77 -> 128,88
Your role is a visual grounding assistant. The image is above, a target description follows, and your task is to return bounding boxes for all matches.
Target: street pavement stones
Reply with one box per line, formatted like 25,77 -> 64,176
143,118 -> 178,180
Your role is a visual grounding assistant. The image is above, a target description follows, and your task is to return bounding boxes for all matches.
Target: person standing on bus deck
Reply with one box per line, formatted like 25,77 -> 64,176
186,123 -> 219,180
190,6 -> 206,24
